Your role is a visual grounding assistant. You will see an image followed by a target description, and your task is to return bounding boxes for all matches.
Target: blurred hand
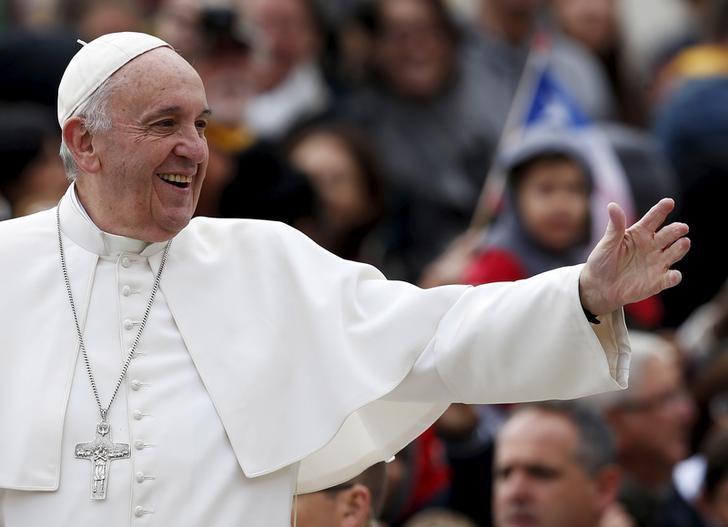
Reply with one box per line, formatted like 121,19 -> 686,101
418,228 -> 483,288
579,198 -> 690,316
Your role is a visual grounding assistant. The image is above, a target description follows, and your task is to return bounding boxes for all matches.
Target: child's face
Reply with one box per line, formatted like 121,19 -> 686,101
516,158 -> 590,252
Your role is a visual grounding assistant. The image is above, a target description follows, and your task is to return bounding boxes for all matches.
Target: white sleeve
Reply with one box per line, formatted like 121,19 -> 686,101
384,264 -> 631,404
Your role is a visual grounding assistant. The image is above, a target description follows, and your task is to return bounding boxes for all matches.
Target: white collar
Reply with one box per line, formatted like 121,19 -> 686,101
59,183 -> 167,257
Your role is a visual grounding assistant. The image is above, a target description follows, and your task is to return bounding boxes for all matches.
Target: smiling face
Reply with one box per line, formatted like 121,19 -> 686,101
74,47 -> 210,241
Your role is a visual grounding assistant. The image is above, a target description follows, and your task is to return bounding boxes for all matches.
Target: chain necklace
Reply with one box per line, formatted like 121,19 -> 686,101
56,204 -> 171,500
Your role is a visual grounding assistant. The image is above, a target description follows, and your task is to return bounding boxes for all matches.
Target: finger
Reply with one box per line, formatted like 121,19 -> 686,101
662,269 -> 683,290
603,202 -> 626,243
633,198 -> 675,233
654,222 -> 689,249
663,236 -> 691,266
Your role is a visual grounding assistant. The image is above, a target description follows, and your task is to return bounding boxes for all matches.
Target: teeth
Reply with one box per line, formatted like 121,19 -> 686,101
158,173 -> 192,184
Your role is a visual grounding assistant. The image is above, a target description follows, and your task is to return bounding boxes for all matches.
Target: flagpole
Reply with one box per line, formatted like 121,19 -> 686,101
469,33 -> 552,230
418,33 -> 553,287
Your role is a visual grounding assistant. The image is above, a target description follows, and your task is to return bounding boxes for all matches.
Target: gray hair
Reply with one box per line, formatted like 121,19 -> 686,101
586,330 -> 675,411
509,400 -> 616,476
59,73 -> 121,180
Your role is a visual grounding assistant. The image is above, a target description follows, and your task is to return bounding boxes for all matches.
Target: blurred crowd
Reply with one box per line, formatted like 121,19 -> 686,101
2,0 -> 728,525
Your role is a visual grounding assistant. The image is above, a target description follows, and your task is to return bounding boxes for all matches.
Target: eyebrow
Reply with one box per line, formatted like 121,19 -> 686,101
143,106 -> 212,121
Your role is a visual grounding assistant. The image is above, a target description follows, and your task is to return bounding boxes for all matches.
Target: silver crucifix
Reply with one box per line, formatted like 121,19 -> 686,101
75,422 -> 130,500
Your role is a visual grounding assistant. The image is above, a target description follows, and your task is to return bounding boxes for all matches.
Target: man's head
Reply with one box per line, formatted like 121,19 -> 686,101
294,462 -> 386,527
58,33 -> 210,242
590,331 -> 695,489
493,401 -> 621,527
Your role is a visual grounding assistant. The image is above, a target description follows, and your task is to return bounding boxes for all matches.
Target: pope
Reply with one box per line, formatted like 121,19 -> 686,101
0,32 -> 689,525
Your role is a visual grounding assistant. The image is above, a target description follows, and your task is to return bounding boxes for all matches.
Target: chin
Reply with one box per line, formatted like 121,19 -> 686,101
156,210 -> 195,235
144,220 -> 190,242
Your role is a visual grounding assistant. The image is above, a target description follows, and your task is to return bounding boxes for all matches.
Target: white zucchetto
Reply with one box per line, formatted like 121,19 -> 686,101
57,32 -> 171,128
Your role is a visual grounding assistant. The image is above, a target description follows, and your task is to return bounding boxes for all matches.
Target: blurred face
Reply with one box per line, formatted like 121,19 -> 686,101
515,157 -> 589,252
494,410 -> 604,527
155,0 -> 203,60
196,51 -> 252,125
75,48 -> 209,241
609,354 -> 695,478
290,132 -> 373,229
551,0 -> 616,53
245,0 -> 318,87
375,0 -> 454,98
79,2 -> 143,41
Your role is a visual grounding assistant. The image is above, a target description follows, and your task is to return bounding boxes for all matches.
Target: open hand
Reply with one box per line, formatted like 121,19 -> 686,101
579,198 -> 690,316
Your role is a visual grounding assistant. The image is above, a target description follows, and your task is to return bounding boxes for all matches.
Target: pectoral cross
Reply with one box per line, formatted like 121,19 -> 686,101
75,422 -> 130,500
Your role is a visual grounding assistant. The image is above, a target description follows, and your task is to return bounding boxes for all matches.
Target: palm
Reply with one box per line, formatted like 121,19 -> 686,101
580,199 -> 690,316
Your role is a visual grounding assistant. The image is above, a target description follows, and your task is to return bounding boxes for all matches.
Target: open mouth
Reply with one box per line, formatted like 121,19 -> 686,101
157,173 -> 192,189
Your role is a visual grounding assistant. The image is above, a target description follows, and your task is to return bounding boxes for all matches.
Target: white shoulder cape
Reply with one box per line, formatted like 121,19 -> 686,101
0,192 -> 630,493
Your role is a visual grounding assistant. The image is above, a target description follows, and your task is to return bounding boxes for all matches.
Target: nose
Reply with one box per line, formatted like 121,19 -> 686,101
174,125 -> 208,165
498,471 -> 533,504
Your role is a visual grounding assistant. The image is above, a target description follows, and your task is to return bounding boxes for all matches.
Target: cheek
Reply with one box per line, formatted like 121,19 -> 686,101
519,194 -> 551,234
516,190 -> 538,219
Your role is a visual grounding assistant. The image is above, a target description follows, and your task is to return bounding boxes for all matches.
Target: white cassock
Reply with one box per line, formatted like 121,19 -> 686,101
0,184 -> 630,525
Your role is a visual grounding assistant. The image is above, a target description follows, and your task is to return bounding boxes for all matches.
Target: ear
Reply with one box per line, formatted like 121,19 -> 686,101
593,464 -> 623,514
62,117 -> 101,174
339,484 -> 372,527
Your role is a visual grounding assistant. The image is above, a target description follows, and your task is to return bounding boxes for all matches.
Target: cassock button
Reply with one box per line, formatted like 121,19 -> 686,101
133,410 -> 144,420
135,472 -> 145,483
134,440 -> 146,450
121,285 -> 131,296
134,506 -> 145,517
130,380 -> 141,391
124,319 -> 134,330
121,256 -> 131,268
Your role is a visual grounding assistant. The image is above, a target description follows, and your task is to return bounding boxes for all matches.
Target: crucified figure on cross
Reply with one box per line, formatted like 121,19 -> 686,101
75,422 -> 130,500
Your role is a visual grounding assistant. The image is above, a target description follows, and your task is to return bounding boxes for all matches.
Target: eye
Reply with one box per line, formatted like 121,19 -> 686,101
494,466 -> 512,480
527,465 -> 560,480
154,119 -> 176,128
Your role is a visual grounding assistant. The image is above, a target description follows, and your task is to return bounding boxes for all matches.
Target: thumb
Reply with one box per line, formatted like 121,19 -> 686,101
603,202 -> 626,244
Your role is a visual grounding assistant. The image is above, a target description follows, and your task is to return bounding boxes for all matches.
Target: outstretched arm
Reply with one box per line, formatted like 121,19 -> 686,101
579,198 -> 690,317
